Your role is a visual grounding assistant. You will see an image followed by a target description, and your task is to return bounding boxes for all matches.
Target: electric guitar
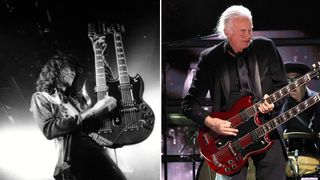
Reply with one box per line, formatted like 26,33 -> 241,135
87,24 -> 154,147
198,61 -> 320,163
203,92 -> 320,175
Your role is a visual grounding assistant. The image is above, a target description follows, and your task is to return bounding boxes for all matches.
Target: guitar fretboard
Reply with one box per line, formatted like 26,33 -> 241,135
232,93 -> 320,151
94,47 -> 107,86
94,45 -> 109,101
113,32 -> 130,85
256,93 -> 320,136
237,71 -> 315,122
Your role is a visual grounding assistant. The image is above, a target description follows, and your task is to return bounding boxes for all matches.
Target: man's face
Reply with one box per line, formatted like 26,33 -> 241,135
225,16 -> 253,53
59,66 -> 76,88
287,72 -> 306,102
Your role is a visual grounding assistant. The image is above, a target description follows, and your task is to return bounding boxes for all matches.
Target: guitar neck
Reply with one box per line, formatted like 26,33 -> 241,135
113,32 -> 130,85
255,93 -> 320,137
94,45 -> 108,99
243,71 -> 315,120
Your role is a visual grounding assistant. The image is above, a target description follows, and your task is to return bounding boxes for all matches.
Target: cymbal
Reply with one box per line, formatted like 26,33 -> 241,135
283,132 -> 316,140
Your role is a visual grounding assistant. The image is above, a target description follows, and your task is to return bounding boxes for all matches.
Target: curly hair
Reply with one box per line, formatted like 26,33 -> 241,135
36,53 -> 76,94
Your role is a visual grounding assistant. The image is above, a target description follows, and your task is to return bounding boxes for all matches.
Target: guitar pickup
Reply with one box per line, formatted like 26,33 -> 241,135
121,107 -> 138,112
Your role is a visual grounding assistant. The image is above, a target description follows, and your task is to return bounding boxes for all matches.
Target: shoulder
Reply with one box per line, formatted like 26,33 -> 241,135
31,92 -> 56,103
251,36 -> 275,48
30,92 -> 61,111
200,41 -> 224,57
199,41 -> 224,65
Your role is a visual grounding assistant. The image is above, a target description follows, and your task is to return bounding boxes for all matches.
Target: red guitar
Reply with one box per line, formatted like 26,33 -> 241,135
197,62 -> 320,175
201,93 -> 320,175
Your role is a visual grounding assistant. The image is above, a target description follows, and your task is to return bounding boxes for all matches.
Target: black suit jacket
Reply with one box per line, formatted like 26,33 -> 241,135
182,36 -> 288,139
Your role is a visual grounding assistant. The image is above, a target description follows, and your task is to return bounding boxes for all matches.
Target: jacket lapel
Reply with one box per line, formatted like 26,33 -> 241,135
219,58 -> 230,103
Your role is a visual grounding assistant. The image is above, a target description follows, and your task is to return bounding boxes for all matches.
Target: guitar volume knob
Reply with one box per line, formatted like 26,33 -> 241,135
143,113 -> 148,119
235,156 -> 241,161
141,104 -> 147,110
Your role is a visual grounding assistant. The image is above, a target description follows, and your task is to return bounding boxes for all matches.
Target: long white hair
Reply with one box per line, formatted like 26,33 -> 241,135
215,5 -> 252,38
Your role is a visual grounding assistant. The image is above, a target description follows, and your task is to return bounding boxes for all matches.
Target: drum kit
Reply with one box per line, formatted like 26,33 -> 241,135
284,131 -> 320,179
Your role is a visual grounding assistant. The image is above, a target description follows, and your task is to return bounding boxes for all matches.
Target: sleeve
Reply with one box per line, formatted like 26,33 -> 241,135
181,50 -> 212,126
30,93 -> 83,140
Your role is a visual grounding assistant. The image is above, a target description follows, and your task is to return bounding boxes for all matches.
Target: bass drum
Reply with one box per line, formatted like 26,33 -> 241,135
196,160 -> 215,180
196,159 -> 256,180
284,132 -> 319,177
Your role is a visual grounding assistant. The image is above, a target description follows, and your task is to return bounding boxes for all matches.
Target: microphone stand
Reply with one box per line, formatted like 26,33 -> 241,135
294,149 -> 299,180
179,131 -> 198,180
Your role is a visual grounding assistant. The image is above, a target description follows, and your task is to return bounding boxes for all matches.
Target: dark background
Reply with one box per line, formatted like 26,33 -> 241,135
163,0 -> 319,42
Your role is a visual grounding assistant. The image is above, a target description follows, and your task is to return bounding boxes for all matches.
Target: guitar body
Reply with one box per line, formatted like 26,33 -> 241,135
97,74 -> 154,146
198,95 -> 274,175
203,115 -> 273,175
198,96 -> 255,161
87,24 -> 155,147
196,62 -> 320,175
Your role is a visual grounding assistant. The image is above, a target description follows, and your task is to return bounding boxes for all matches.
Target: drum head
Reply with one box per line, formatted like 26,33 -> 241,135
286,156 -> 319,177
196,159 -> 256,180
284,132 -> 316,140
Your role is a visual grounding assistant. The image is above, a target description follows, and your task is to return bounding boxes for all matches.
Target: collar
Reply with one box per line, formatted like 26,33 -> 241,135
223,40 -> 251,58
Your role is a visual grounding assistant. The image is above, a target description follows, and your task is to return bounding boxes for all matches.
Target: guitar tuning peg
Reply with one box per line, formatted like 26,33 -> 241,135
88,23 -> 95,37
121,25 -> 125,33
106,27 -> 111,34
102,22 -> 107,35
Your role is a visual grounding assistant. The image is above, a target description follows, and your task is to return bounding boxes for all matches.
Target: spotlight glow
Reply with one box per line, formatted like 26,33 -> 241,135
0,124 -> 57,180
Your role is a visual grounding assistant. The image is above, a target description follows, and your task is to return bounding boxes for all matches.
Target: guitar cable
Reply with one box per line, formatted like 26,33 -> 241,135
113,119 -> 147,146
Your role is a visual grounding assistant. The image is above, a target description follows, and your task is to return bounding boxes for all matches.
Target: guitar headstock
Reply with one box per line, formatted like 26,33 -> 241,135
88,22 -> 107,50
311,61 -> 320,79
106,24 -> 125,35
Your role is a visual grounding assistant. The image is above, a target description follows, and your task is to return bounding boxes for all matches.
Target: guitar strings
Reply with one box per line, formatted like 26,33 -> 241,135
203,74 -> 311,142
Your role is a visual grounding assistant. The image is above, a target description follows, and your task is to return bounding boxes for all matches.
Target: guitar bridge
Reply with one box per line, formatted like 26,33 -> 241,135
211,154 -> 223,167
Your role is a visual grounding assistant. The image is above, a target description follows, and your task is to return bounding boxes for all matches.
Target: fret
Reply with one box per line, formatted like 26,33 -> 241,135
96,68 -> 105,73
96,72 -> 106,77
120,76 -> 130,84
304,74 -> 310,81
118,59 -> 126,64
95,61 -> 104,67
95,49 -> 103,54
119,72 -> 127,76
95,55 -> 103,60
239,111 -> 247,121
256,127 -> 263,137
119,67 -> 127,73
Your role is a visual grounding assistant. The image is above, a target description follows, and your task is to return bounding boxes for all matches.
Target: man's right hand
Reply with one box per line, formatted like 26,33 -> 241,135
79,95 -> 117,121
92,95 -> 117,115
204,116 -> 238,136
